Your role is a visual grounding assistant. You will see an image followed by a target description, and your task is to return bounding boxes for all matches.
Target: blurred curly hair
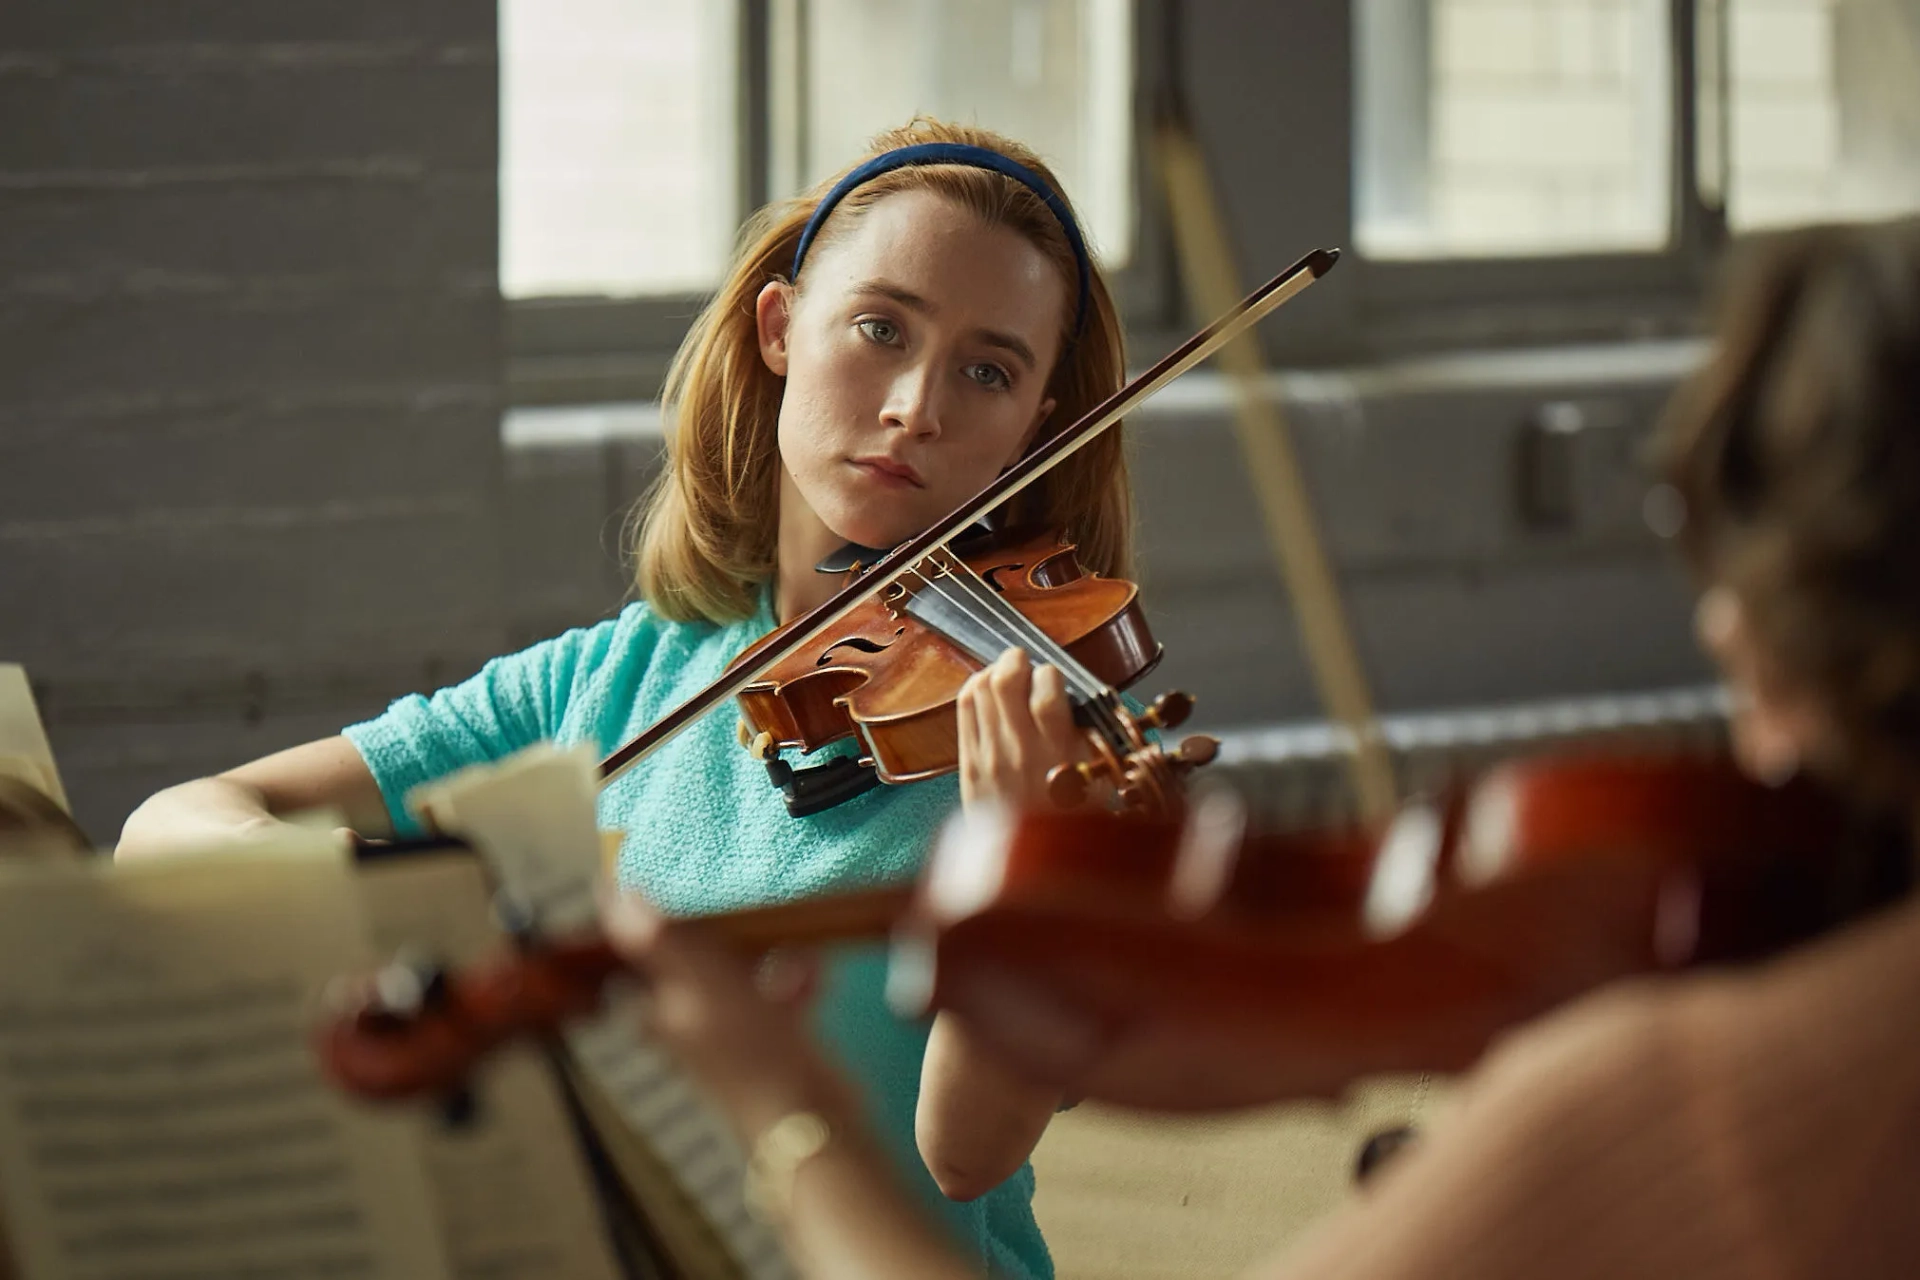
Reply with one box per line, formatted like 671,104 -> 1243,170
1657,215 -> 1920,805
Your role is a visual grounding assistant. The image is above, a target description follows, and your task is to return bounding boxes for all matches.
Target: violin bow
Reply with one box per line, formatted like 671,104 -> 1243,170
598,248 -> 1342,787
1154,92 -> 1396,823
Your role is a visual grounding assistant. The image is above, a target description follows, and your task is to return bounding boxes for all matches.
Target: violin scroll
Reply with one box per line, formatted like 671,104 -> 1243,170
1043,684 -> 1220,813
315,886 -> 914,1103
316,936 -> 625,1101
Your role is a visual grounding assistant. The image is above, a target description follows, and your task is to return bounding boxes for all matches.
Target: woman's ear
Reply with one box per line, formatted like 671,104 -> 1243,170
756,280 -> 795,377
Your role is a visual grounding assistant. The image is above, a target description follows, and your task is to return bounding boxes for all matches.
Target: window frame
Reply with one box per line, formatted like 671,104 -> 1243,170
506,0 -> 1738,405
1336,0 -> 1731,361
506,0 -> 1178,406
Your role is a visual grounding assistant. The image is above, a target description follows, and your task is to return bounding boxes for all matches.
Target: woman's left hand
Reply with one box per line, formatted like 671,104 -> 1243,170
600,890 -> 856,1142
956,648 -> 1083,809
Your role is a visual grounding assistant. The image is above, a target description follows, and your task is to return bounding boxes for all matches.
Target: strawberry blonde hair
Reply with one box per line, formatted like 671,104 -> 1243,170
632,117 -> 1133,623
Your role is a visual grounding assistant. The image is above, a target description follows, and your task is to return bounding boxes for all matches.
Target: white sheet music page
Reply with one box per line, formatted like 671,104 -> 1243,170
0,837 -> 452,1280
407,745 -> 793,1280
407,744 -> 605,933
0,664 -> 68,811
356,852 -> 625,1280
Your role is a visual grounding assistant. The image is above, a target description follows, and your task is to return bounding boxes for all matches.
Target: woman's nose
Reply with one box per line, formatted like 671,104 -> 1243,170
881,362 -> 944,440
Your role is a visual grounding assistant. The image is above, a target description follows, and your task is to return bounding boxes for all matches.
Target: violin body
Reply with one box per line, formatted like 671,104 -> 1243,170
888,754 -> 1906,1109
732,529 -> 1162,783
315,750 -> 1906,1112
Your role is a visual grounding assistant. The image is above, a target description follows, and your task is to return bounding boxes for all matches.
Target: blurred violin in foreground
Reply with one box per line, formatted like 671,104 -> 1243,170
315,750 -> 1907,1109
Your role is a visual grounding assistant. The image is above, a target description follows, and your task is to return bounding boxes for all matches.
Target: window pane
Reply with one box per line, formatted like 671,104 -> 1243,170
1358,0 -> 1673,259
1727,0 -> 1920,230
501,0 -> 738,298
794,0 -> 1134,266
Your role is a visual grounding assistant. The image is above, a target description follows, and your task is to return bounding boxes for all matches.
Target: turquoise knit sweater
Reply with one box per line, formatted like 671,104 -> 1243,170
344,594 -> 1050,1280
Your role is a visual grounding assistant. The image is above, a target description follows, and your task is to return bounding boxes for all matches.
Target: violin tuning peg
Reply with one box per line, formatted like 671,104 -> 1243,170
1142,690 -> 1196,732
1046,760 -> 1098,809
1172,735 -> 1220,771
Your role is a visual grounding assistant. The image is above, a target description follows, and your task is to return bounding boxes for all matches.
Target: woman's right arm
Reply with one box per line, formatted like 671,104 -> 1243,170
115,735 -> 394,859
600,894 -> 980,1280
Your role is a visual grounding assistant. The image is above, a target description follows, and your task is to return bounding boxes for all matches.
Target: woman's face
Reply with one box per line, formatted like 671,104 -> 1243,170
757,188 -> 1066,552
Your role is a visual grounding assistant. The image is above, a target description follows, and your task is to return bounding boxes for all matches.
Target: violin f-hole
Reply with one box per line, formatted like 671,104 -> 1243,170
982,563 -> 1028,593
818,635 -> 897,665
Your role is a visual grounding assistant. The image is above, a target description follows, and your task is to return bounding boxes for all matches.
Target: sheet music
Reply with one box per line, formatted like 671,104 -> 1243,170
566,1016 -> 787,1280
356,854 -> 625,1280
409,746 -> 605,932
0,838 -> 451,1280
0,665 -> 67,812
409,747 -> 793,1280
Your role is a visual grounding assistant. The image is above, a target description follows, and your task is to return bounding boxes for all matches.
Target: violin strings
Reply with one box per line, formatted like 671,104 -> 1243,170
899,560 -> 1092,695
936,554 -> 1118,706
943,559 -> 1134,748
899,558 -> 1106,711
903,552 -> 1133,750
905,555 -> 1103,704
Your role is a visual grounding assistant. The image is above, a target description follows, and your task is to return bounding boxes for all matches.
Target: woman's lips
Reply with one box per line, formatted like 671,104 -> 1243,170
850,456 -> 925,488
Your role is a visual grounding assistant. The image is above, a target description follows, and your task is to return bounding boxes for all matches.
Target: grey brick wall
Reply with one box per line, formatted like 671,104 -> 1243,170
0,3 -> 505,843
0,0 -> 1719,845
498,345 -> 1716,744
1129,353 -> 1713,727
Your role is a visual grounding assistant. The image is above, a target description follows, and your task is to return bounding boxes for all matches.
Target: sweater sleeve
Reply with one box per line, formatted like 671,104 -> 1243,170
341,612 -> 631,835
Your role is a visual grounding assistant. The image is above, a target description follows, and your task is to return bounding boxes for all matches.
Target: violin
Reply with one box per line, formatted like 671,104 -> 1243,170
314,749 -> 1907,1108
730,526 -> 1217,816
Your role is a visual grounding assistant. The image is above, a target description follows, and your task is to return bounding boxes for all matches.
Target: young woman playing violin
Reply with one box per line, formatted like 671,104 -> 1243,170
589,215 -> 1920,1279
116,118 -> 1137,1280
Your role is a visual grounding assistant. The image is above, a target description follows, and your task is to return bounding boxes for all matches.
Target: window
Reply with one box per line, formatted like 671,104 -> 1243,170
500,2 -> 1920,394
787,0 -> 1136,265
1723,0 -> 1920,230
500,0 -> 740,298
1357,0 -> 1673,259
1357,0 -> 1920,265
501,0 -> 1135,305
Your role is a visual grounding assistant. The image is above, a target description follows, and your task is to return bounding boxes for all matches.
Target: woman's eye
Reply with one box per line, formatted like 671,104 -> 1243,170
857,318 -> 901,345
965,362 -> 1012,391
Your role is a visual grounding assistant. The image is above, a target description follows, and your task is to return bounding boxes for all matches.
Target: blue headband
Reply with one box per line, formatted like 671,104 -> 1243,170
789,142 -> 1092,340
